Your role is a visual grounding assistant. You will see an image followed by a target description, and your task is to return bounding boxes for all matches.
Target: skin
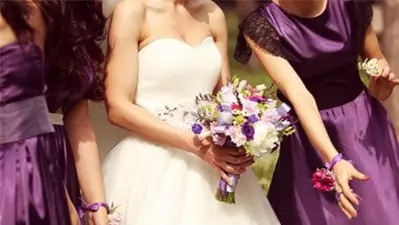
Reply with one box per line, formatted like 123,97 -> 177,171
105,0 -> 253,185
64,101 -> 108,225
246,0 -> 397,220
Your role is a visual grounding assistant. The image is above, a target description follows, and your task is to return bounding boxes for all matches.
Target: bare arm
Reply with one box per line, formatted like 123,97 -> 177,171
245,36 -> 338,162
105,0 -> 200,153
361,25 -> 384,60
209,4 -> 231,92
64,100 -> 107,219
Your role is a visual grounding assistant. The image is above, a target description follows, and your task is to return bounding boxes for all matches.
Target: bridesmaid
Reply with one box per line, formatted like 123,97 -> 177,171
0,2 -> 70,225
235,0 -> 399,224
42,1 -> 109,224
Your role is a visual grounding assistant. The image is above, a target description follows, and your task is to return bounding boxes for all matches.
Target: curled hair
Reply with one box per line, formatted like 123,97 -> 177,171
0,0 -> 106,112
0,1 -> 33,39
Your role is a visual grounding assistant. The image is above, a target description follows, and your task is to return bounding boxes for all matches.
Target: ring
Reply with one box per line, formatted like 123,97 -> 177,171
335,192 -> 343,201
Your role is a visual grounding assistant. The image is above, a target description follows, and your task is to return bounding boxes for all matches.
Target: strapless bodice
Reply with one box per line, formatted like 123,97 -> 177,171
135,37 -> 221,112
0,42 -> 45,105
0,42 -> 53,144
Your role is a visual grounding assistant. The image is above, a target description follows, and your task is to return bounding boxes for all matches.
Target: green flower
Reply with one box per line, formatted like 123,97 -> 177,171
233,115 -> 246,125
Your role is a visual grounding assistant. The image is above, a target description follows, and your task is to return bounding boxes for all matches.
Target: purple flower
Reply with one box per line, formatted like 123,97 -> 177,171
249,95 -> 264,103
241,122 -> 255,140
191,123 -> 203,134
212,134 -> 227,146
247,115 -> 259,123
220,103 -> 232,112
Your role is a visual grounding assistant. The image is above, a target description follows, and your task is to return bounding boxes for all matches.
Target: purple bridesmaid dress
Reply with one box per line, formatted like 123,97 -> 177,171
235,0 -> 399,224
0,42 -> 71,225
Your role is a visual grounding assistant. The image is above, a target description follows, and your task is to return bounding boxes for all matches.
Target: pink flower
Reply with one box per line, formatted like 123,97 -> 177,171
108,211 -> 124,225
311,168 -> 335,192
231,103 -> 242,111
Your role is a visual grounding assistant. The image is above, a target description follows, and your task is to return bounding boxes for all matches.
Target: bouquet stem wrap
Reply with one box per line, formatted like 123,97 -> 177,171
216,174 -> 240,204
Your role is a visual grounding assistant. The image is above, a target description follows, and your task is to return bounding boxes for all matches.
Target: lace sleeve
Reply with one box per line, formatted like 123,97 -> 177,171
233,8 -> 285,64
351,0 -> 374,46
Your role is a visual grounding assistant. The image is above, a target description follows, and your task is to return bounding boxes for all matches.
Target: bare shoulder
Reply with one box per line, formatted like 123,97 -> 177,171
113,0 -> 146,20
110,0 -> 147,41
197,0 -> 225,21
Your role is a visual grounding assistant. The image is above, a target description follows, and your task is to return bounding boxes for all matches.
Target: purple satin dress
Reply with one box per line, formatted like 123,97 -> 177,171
235,0 -> 399,224
0,42 -> 70,225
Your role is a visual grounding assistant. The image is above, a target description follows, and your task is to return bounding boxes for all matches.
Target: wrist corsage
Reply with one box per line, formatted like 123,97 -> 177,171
79,200 -> 124,225
311,153 -> 350,192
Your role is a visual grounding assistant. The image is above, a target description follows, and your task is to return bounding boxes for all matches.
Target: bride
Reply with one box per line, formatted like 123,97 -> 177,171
101,0 -> 280,224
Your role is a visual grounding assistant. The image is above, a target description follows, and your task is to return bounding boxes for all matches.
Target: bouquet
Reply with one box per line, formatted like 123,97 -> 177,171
191,77 -> 295,203
358,58 -> 382,76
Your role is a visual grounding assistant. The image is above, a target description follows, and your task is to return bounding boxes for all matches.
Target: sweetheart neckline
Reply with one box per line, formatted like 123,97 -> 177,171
138,36 -> 214,53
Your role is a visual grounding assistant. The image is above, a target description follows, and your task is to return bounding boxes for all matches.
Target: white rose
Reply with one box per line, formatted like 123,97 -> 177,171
246,122 -> 279,157
220,86 -> 237,104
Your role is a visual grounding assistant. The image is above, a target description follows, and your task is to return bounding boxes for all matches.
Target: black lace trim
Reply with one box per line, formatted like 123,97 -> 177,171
351,0 -> 374,48
233,5 -> 285,65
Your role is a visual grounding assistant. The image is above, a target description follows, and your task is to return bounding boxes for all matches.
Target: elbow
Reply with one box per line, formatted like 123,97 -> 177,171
107,107 -> 122,126
106,101 -> 126,127
285,88 -> 316,107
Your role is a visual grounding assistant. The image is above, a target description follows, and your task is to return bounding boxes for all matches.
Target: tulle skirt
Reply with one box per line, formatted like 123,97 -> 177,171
102,136 -> 280,225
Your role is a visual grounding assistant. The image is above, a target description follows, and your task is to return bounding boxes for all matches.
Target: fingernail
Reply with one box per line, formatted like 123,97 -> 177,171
355,194 -> 363,201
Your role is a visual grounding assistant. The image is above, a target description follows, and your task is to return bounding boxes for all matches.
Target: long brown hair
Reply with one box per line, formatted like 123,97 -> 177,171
0,0 -> 106,111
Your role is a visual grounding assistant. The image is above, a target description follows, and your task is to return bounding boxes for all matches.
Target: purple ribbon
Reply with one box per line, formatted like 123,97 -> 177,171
79,202 -> 110,219
218,174 -> 240,194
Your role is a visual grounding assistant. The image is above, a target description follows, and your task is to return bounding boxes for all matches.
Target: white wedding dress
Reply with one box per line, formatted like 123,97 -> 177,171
102,37 -> 280,225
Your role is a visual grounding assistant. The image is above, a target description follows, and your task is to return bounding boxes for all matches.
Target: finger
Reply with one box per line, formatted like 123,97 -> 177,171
228,149 -> 247,156
391,78 -> 399,85
218,162 -> 243,175
239,159 -> 255,169
381,67 -> 390,78
338,179 -> 359,206
339,193 -> 358,218
216,167 -> 232,185
334,185 -> 356,218
223,154 -> 248,165
338,201 -> 353,219
388,73 -> 395,81
351,169 -> 370,181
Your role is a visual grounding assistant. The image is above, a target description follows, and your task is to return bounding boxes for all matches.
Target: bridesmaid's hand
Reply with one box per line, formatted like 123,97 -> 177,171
88,208 -> 109,225
332,160 -> 370,219
66,190 -> 80,225
368,61 -> 399,100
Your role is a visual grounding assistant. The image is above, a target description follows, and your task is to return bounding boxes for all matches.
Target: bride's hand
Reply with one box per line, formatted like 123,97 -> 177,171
198,143 -> 254,185
332,160 -> 369,219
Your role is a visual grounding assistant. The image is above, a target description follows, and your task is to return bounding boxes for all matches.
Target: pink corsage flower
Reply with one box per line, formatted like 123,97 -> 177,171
311,168 -> 336,192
